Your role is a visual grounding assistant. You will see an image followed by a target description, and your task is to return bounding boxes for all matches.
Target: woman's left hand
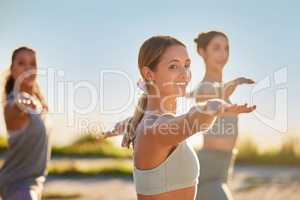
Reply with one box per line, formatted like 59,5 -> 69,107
224,77 -> 255,99
99,117 -> 132,139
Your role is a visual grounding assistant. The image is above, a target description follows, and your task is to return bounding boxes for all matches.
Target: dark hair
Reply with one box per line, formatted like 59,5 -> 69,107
3,47 -> 48,110
194,31 -> 228,50
121,36 -> 185,148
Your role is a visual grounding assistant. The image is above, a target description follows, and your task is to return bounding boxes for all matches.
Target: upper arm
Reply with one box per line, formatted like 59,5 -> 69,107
144,111 -> 216,147
4,102 -> 29,132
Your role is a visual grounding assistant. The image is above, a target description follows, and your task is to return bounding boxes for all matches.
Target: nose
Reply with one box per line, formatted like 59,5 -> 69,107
179,67 -> 191,82
23,64 -> 34,71
220,49 -> 228,60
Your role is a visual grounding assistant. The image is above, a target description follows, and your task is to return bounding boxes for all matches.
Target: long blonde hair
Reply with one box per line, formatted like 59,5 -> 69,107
121,36 -> 185,148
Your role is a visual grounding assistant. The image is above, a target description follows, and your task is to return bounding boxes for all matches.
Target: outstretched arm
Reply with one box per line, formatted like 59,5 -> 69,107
223,77 -> 255,99
144,99 -> 256,147
101,117 -> 132,139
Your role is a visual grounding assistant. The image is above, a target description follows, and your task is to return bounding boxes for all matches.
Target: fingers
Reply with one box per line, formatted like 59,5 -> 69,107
232,104 -> 256,114
244,78 -> 255,84
220,103 -> 256,116
236,77 -> 255,85
102,131 -> 114,138
101,125 -> 126,139
237,104 -> 256,113
15,92 -> 43,114
114,122 -> 127,134
99,117 -> 131,140
98,130 -> 118,139
17,98 -> 32,105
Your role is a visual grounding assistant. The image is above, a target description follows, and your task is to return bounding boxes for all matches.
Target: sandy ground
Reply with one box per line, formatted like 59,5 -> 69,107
1,158 -> 300,199
42,165 -> 300,200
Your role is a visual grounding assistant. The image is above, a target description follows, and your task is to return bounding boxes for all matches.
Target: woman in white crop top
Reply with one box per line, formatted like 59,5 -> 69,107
105,35 -> 255,200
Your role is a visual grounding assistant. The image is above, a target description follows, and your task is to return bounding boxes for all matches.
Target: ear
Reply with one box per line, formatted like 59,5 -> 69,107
141,66 -> 155,82
198,48 -> 206,58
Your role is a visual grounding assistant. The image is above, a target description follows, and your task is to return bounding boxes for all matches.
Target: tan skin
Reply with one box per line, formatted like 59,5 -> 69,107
4,50 -> 42,134
193,35 -> 255,151
105,44 -> 255,200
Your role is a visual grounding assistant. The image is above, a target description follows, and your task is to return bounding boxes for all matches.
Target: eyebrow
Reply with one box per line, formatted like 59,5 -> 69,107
168,59 -> 191,63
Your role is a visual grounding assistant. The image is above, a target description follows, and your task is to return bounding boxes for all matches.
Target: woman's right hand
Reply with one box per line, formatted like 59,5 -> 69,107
15,92 -> 43,114
4,92 -> 42,133
219,103 -> 256,116
202,99 -> 256,116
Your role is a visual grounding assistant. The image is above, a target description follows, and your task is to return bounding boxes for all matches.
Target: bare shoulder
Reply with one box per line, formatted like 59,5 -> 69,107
134,113 -> 177,162
4,102 -> 28,132
135,113 -> 176,140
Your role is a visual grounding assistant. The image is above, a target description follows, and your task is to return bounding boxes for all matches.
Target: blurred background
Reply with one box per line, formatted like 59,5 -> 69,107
0,0 -> 299,199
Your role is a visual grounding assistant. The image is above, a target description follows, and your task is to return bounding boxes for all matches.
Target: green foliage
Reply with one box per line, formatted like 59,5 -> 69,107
52,134 -> 132,158
48,161 -> 132,177
236,134 -> 300,166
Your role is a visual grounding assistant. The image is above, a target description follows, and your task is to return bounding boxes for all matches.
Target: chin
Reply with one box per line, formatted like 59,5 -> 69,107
216,62 -> 226,68
177,89 -> 186,97
24,80 -> 35,88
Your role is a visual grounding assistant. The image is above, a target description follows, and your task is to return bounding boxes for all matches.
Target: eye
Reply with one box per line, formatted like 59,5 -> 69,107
169,64 -> 178,69
17,61 -> 25,66
213,46 -> 220,51
184,64 -> 190,69
30,62 -> 37,67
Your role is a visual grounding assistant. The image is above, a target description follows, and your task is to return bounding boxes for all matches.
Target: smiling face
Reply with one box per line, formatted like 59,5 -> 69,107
199,35 -> 229,71
11,49 -> 37,90
142,44 -> 191,97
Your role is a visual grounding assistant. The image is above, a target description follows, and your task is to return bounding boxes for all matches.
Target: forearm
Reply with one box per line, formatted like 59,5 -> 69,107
186,105 -> 217,134
149,107 -> 216,146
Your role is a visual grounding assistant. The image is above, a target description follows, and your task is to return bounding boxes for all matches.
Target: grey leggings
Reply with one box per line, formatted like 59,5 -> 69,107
1,186 -> 42,200
196,149 -> 237,200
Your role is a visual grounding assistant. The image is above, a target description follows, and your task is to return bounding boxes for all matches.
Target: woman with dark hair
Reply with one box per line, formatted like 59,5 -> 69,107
190,31 -> 255,200
0,47 -> 51,200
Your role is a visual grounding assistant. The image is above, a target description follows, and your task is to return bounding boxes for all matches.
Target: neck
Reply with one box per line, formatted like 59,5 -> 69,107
203,65 -> 223,83
146,95 -> 177,115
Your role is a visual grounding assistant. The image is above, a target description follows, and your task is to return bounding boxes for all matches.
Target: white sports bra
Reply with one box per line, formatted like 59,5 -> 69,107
133,141 -> 200,195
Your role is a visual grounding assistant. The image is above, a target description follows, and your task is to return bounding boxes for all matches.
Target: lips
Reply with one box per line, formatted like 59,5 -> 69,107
175,82 -> 188,86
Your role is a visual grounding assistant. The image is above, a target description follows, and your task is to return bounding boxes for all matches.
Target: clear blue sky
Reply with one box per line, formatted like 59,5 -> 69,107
0,0 -> 299,147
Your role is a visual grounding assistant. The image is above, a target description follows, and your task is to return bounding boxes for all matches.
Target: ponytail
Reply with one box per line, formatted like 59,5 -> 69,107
121,93 -> 147,148
4,74 -> 15,100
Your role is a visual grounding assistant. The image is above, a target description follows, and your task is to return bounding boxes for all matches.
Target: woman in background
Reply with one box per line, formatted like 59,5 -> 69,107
188,31 -> 255,200
0,47 -> 51,200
